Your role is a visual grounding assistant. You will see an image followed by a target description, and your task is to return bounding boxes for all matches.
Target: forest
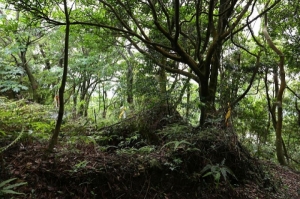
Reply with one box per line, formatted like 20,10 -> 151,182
1,0 -> 300,198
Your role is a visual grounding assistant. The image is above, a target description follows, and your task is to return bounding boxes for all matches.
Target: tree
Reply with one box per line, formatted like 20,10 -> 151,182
6,0 -> 281,126
261,0 -> 300,165
0,9 -> 43,101
262,17 -> 286,165
47,0 -> 70,151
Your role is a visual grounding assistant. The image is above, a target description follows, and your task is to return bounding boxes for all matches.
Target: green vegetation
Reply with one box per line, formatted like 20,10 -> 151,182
0,178 -> 27,196
0,0 -> 300,198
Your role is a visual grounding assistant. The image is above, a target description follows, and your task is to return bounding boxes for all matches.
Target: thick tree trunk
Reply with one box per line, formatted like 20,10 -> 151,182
199,77 -> 214,127
208,44 -> 222,109
198,0 -> 234,126
155,67 -> 168,105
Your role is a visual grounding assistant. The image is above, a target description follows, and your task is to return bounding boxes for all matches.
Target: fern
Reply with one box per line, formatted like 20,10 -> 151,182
161,140 -> 194,151
0,178 -> 27,196
0,129 -> 24,153
200,159 -> 237,188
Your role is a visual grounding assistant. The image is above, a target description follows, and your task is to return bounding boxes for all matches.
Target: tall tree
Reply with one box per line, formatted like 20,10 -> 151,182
83,0 -> 281,125
0,9 -> 43,101
7,0 -> 281,126
47,0 -> 71,151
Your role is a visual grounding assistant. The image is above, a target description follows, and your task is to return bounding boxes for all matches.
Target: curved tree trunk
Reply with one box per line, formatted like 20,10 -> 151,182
13,11 -> 40,102
20,51 -> 40,102
48,0 -> 70,152
262,14 -> 286,165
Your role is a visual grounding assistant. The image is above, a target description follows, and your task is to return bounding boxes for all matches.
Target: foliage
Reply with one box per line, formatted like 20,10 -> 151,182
0,129 -> 24,153
200,159 -> 237,188
0,0 -> 300,186
0,93 -> 287,198
161,140 -> 195,152
69,160 -> 89,173
0,178 -> 27,196
0,63 -> 28,93
0,98 -> 55,143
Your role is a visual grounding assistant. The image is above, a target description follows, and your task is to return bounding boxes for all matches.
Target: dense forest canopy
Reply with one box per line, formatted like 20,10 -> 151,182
0,0 -> 300,187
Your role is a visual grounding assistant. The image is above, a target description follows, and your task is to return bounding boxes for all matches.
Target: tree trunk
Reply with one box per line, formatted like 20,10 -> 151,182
186,81 -> 190,119
47,0 -> 70,152
208,44 -> 221,109
39,44 -> 51,70
83,83 -> 97,117
72,83 -> 78,119
199,77 -> 212,126
79,80 -> 88,116
126,46 -> 134,110
262,14 -> 286,165
174,77 -> 191,109
20,51 -> 40,102
198,0 -> 234,126
155,67 -> 168,105
102,83 -> 107,119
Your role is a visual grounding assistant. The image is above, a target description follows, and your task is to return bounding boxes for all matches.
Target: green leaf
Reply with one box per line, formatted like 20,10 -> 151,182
202,171 -> 212,178
220,167 -> 228,181
0,178 -> 17,188
223,166 -> 237,180
161,140 -> 193,151
0,131 -> 6,136
1,189 -> 24,195
4,182 -> 27,190
221,158 -> 226,166
200,164 -> 212,175
214,172 -> 221,182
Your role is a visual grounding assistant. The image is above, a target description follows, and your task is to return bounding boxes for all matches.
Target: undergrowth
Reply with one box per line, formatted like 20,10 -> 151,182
0,98 -> 287,198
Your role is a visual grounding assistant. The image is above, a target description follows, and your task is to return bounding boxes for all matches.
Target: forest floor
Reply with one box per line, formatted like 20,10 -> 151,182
1,102 -> 300,198
1,139 -> 300,199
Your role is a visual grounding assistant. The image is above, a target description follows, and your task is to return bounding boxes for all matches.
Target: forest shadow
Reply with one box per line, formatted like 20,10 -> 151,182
1,104 -> 295,199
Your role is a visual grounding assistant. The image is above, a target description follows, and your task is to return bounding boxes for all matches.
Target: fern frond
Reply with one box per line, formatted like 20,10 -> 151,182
0,128 -> 24,153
